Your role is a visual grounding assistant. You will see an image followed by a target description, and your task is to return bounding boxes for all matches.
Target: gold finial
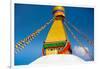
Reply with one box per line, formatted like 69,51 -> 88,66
53,6 -> 64,12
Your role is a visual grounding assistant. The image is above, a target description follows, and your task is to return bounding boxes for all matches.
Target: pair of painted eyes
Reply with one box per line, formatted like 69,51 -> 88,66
48,48 -> 63,51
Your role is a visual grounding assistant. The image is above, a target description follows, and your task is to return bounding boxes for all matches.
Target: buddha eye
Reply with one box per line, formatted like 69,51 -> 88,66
50,48 -> 53,51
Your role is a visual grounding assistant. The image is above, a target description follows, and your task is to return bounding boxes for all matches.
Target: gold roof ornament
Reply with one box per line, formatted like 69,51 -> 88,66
53,6 -> 65,12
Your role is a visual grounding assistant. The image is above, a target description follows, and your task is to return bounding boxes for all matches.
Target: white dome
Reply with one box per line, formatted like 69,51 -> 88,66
14,55 -> 86,69
30,54 -> 85,65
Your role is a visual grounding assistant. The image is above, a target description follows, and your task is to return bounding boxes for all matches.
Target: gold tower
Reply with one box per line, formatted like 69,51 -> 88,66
42,6 -> 72,55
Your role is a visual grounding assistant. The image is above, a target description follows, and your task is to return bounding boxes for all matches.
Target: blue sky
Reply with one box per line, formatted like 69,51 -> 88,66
15,4 -> 94,65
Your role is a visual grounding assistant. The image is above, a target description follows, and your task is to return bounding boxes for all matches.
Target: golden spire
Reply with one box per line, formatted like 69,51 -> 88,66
53,6 -> 65,12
